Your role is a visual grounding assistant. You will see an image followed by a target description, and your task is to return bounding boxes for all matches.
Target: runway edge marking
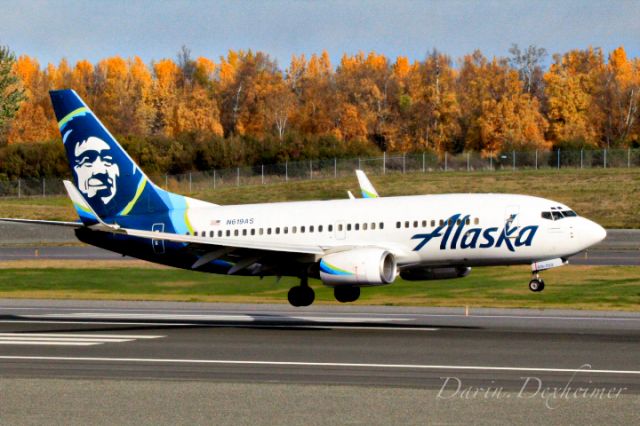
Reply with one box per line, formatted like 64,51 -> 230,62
0,356 -> 638,376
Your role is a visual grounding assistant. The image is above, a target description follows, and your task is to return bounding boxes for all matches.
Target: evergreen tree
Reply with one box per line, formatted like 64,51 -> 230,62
0,45 -> 25,142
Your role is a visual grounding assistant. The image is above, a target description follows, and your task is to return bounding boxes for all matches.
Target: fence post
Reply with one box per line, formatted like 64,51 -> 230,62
261,165 -> 264,184
42,178 -> 45,197
189,173 -> 192,193
285,161 -> 288,182
358,157 -> 361,170
580,149 -> 583,169
557,150 -> 560,169
213,170 -> 216,190
512,150 -> 516,171
489,153 -> 493,171
467,152 -> 470,171
628,148 -> 631,168
604,149 -> 607,168
402,153 -> 406,174
383,152 -> 386,175
334,157 -> 337,178
444,152 -> 448,171
310,159 -> 313,180
165,174 -> 168,189
422,152 -> 426,172
534,150 -> 538,170
237,167 -> 240,187
17,179 -> 20,198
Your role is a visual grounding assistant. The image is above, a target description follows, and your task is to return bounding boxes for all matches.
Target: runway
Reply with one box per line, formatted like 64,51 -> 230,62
1,300 -> 639,388
1,300 -> 638,423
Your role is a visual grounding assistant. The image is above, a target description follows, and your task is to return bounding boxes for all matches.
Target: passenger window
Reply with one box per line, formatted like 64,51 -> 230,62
412,221 -> 418,228
251,229 -> 255,236
267,228 -> 272,235
363,223 -> 368,231
474,218 -> 479,225
284,227 -> 288,234
379,222 -> 384,230
404,221 -> 409,228
421,220 -> 426,227
347,224 -> 352,231
440,219 -> 444,226
338,224 -> 342,232
218,230 -> 223,237
319,225 -> 323,232
371,223 -> 376,230
209,231 -> 214,237
448,219 -> 453,226
310,225 -> 315,232
234,230 -> 239,236
259,228 -> 264,235
292,226 -> 297,234
328,224 -> 333,232
465,218 -> 470,225
226,230 -> 230,237
431,220 -> 435,227
242,229 -> 247,236
301,226 -> 305,233
396,221 -> 401,229
355,223 -> 359,231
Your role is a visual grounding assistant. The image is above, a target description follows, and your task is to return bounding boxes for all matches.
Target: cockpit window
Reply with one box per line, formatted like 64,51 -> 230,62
542,210 -> 578,221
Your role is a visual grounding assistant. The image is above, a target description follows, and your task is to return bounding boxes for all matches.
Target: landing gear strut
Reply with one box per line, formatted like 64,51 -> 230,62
529,272 -> 545,292
334,286 -> 360,303
288,275 -> 315,307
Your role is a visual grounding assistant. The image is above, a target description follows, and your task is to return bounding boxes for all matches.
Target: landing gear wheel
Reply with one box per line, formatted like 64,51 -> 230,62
528,279 -> 545,292
288,284 -> 315,307
334,286 -> 361,303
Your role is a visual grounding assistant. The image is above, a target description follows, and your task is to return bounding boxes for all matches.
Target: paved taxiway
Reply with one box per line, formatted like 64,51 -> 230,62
1,300 -> 638,424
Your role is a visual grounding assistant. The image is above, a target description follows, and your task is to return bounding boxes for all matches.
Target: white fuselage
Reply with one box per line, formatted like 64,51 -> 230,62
184,193 -> 606,269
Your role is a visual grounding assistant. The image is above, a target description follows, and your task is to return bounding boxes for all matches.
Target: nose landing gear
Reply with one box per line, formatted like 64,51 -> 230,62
528,275 -> 545,292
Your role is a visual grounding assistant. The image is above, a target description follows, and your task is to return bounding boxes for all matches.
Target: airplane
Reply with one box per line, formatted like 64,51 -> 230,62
0,90 -> 607,307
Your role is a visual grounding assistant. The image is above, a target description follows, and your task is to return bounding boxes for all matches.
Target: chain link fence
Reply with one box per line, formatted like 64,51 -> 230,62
1,148 -> 639,198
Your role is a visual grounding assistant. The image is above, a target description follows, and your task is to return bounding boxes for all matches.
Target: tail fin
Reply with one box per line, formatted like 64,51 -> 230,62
355,170 -> 379,198
50,90 -> 168,218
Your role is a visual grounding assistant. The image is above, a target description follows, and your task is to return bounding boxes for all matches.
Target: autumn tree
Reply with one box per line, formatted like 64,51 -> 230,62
596,46 -> 639,147
544,47 -> 604,147
458,50 -> 549,155
7,55 -> 56,143
508,44 -> 547,100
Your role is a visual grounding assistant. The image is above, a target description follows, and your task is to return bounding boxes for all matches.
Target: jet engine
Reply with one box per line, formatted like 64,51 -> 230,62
319,248 -> 397,286
400,266 -> 471,281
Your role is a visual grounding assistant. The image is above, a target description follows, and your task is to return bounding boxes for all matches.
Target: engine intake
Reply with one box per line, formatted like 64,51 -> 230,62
319,248 -> 397,286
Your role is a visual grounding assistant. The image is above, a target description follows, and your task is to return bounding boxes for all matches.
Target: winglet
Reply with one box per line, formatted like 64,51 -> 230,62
347,190 -> 356,200
63,180 -> 120,231
355,170 -> 379,198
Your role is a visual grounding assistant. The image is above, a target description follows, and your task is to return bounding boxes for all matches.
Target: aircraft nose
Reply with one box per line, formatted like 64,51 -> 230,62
582,219 -> 607,248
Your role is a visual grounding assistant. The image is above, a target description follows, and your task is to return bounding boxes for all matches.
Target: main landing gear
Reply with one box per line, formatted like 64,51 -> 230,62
529,272 -> 545,292
334,286 -> 360,303
288,275 -> 315,307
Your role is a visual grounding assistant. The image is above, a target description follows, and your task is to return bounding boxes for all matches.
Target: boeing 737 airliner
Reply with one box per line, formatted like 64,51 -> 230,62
0,90 -> 607,306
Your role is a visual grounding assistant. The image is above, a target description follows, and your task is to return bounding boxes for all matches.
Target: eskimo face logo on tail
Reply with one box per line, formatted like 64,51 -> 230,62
73,136 -> 120,205
411,213 -> 538,252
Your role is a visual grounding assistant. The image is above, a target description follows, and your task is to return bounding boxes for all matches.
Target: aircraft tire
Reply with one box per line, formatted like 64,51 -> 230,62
334,286 -> 361,303
528,279 -> 544,292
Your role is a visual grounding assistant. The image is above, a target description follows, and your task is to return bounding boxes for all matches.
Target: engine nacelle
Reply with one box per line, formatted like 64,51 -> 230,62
319,248 -> 397,286
400,266 -> 471,281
